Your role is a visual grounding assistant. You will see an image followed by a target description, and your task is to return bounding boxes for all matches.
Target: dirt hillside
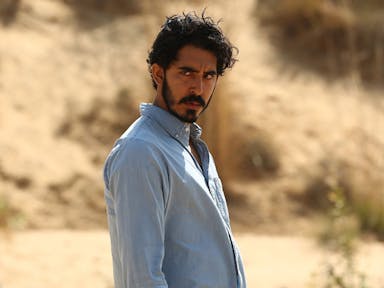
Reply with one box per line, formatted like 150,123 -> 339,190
0,0 -> 383,234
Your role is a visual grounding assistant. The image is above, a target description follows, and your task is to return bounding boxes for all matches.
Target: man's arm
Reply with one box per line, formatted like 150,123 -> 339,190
107,140 -> 168,288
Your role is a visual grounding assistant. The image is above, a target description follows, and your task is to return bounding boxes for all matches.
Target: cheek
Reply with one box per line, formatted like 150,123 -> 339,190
171,78 -> 190,93
205,81 -> 216,95
165,82 -> 182,98
173,85 -> 189,98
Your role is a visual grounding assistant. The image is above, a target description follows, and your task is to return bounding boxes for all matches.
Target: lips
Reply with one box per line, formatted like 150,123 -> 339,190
179,95 -> 206,107
183,101 -> 202,108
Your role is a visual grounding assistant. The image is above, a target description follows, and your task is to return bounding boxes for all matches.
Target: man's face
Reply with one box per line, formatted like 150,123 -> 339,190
156,45 -> 218,123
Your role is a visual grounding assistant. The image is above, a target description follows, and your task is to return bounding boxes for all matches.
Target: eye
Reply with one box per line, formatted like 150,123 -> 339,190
204,73 -> 216,80
182,71 -> 191,76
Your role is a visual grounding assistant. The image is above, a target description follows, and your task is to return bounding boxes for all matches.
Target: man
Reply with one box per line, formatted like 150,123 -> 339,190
103,11 -> 246,288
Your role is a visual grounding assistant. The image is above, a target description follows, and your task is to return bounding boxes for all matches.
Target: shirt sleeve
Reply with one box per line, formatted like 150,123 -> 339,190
107,139 -> 169,288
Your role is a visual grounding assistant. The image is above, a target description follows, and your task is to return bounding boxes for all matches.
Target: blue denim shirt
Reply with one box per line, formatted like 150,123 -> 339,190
104,103 -> 246,288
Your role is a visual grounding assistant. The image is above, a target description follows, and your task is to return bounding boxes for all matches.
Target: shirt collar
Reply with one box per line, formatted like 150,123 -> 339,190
140,103 -> 202,146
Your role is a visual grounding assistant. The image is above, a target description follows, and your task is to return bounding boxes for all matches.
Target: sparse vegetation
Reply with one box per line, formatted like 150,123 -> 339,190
256,0 -> 384,86
299,156 -> 384,240
0,0 -> 21,26
310,187 -> 371,288
57,87 -> 139,149
341,180 -> 384,240
350,182 -> 384,241
0,194 -> 24,230
243,136 -> 280,177
61,0 -> 150,28
55,87 -> 140,168
62,0 -> 143,16
233,129 -> 280,179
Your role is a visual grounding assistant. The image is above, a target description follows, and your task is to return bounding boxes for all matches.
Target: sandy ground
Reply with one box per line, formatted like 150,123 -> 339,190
1,230 -> 383,288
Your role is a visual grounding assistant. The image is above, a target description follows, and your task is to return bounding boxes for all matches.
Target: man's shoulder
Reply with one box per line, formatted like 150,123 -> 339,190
116,136 -> 158,156
122,114 -> 166,142
106,118 -> 165,163
103,135 -> 163,185
109,134 -> 160,164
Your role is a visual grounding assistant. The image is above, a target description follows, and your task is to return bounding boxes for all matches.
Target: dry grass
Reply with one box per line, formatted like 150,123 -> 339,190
0,194 -> 24,230
350,180 -> 384,240
0,0 -> 21,26
61,0 -> 163,28
232,129 -> 280,180
56,87 -> 140,166
312,188 -> 369,288
297,155 -> 384,240
343,167 -> 384,239
62,0 -> 142,16
256,0 -> 384,86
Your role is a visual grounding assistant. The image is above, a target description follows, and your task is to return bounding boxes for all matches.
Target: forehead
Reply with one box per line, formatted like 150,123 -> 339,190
171,45 -> 217,71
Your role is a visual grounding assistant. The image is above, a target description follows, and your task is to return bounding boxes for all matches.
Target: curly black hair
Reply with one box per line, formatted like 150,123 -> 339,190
147,11 -> 238,89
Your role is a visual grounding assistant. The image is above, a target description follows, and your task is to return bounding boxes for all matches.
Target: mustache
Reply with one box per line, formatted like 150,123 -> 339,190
179,95 -> 206,107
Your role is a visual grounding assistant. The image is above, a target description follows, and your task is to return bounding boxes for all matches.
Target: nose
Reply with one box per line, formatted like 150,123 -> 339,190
190,77 -> 203,95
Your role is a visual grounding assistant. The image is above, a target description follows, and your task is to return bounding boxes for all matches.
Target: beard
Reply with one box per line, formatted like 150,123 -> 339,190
162,76 -> 213,123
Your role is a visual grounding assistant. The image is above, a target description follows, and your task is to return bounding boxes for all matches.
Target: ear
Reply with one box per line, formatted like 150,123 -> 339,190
151,64 -> 164,87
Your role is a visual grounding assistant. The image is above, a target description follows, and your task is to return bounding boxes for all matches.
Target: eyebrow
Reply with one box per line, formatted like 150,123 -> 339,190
178,66 -> 217,75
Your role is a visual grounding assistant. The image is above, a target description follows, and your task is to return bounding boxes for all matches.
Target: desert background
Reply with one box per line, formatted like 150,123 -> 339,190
1,0 -> 384,287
